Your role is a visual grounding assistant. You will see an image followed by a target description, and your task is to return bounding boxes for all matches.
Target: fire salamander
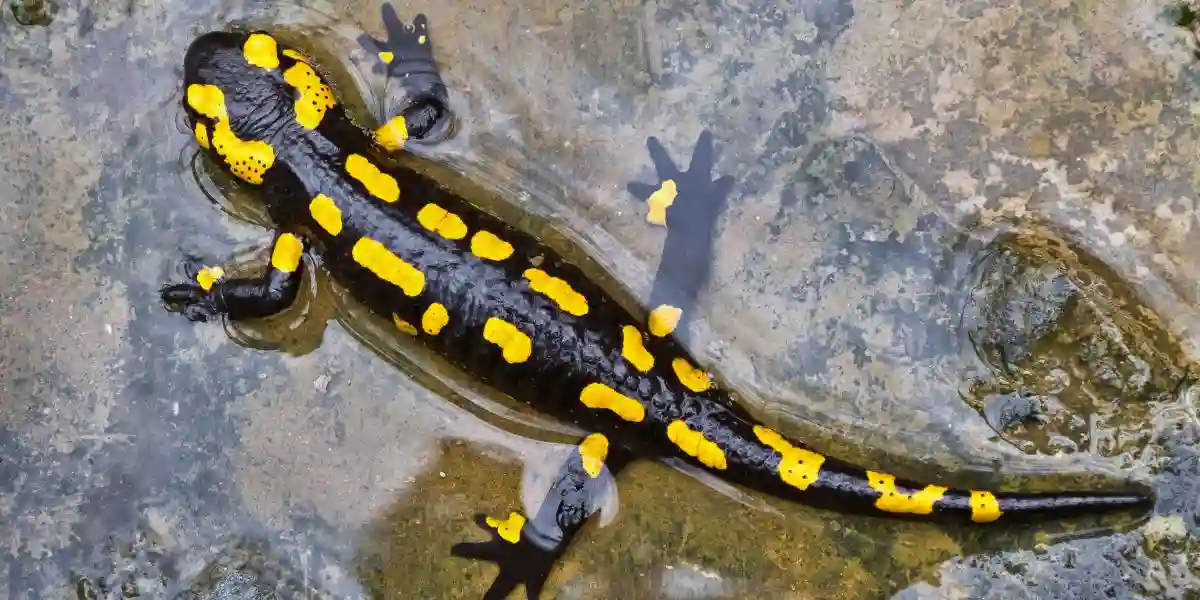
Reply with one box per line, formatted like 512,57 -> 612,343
160,4 -> 1152,599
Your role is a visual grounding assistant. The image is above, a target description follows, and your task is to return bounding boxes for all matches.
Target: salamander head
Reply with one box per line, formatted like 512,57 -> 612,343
181,30 -> 298,146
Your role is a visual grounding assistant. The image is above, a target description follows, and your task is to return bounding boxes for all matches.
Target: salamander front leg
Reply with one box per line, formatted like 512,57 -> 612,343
357,3 -> 451,150
626,131 -> 736,345
159,232 -> 306,322
452,434 -> 633,600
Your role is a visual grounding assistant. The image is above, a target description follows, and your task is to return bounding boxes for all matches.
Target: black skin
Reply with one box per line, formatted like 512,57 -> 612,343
161,234 -> 305,322
355,5 -> 449,143
452,444 -> 637,600
160,5 -> 1153,599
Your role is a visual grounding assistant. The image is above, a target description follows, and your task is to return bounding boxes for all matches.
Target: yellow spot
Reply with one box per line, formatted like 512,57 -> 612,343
418,34 -> 427,44
666,421 -> 728,470
646,179 -> 677,226
282,48 -> 307,61
754,426 -> 825,491
471,231 -> 514,261
672,358 -> 711,392
345,154 -> 400,203
186,84 -> 225,120
242,33 -> 279,70
970,491 -> 1003,523
196,266 -> 224,291
376,116 -> 409,151
392,314 -> 418,335
621,326 -> 654,372
210,121 -> 275,184
524,269 -> 588,316
283,62 -> 337,129
351,238 -> 426,296
578,433 -> 609,478
194,122 -> 210,149
648,304 -> 682,337
866,471 -> 947,516
483,318 -> 532,363
579,383 -> 645,422
422,303 -> 449,334
186,85 -> 276,184
485,512 -> 525,544
417,203 -> 468,240
378,51 -> 394,64
270,233 -> 303,273
309,194 -> 342,235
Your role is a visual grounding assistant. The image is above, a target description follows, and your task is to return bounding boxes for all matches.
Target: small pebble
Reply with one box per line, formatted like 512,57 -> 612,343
314,374 -> 331,392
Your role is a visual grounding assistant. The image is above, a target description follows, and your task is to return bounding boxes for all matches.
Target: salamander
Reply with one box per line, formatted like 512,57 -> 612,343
159,4 -> 1153,599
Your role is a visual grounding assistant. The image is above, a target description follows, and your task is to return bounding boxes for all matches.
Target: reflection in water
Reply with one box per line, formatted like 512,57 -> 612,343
960,228 -> 1193,459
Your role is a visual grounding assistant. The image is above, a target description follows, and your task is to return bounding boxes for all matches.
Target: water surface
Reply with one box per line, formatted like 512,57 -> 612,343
1,0 -> 1197,598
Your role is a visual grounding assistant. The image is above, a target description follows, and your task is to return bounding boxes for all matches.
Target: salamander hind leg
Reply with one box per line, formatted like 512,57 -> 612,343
627,130 -> 736,345
451,434 -> 632,600
160,232 -> 307,322
357,3 -> 451,150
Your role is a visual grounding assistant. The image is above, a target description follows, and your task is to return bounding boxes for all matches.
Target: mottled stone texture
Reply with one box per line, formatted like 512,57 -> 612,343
1,0 -> 1197,598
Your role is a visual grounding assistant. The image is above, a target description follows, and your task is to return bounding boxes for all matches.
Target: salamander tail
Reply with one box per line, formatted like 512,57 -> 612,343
720,419 -> 1153,524
930,486 -> 1151,523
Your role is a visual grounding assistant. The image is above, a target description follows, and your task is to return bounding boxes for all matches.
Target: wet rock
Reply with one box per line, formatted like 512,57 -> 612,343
174,538 -> 335,600
9,0 -> 57,26
964,244 -> 1078,372
181,570 -> 273,600
1142,514 -> 1188,553
962,230 -> 1191,457
981,392 -> 1044,433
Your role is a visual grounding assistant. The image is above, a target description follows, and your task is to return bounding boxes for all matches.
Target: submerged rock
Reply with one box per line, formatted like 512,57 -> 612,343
9,0 -> 56,26
961,229 -> 1192,457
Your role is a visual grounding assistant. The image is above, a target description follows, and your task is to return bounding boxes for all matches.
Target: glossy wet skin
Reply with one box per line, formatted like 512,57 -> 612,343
167,19 -> 1153,600
7,0 -> 1199,596
182,31 -> 745,449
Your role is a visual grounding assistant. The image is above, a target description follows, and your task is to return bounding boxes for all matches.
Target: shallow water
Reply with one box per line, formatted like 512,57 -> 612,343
1,0 -> 1198,598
